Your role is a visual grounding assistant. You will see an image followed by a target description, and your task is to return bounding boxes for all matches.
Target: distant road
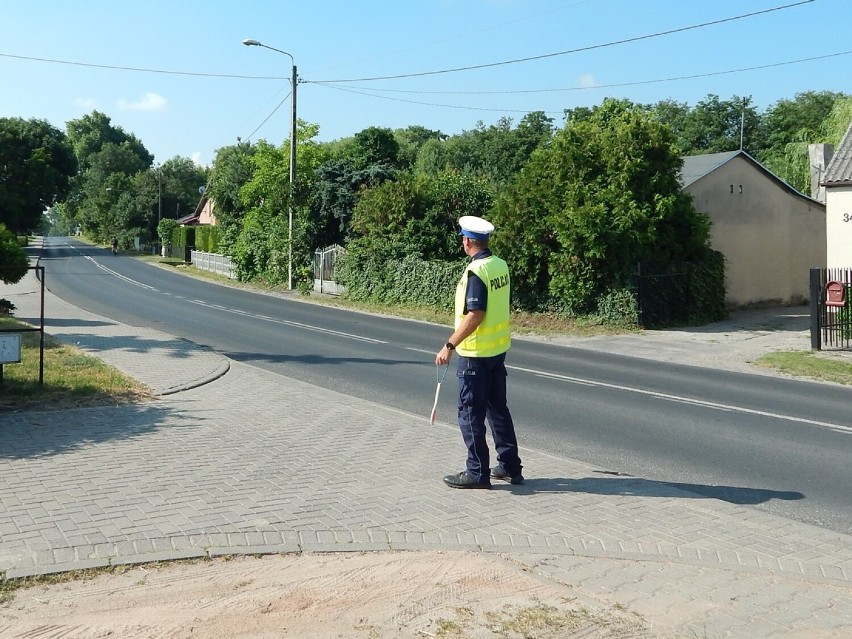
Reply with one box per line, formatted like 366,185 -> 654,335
38,237 -> 852,534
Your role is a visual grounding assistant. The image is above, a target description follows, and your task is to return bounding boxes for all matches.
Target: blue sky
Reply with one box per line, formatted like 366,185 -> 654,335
1,0 -> 848,167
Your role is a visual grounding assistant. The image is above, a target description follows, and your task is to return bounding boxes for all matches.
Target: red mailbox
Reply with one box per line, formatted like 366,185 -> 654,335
825,281 -> 846,307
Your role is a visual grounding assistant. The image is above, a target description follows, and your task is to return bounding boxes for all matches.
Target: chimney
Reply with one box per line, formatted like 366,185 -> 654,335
808,143 -> 834,202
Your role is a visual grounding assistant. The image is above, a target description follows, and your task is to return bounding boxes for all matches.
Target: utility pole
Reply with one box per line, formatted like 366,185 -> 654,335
243,38 -> 297,290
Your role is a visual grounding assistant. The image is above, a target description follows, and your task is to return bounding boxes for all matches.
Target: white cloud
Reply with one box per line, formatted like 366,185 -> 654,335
75,97 -> 99,110
117,92 -> 167,112
191,151 -> 205,166
579,74 -> 597,88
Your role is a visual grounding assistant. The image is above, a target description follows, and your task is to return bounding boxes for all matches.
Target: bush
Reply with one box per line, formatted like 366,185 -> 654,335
157,218 -> 178,248
0,223 -> 28,284
337,246 -> 462,311
595,288 -> 639,327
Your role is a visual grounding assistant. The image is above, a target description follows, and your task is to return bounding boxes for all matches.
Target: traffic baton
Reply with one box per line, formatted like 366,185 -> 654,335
430,362 -> 450,425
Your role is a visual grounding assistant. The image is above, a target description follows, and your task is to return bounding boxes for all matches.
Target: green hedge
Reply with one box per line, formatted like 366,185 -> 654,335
194,226 -> 220,253
337,248 -> 726,328
166,226 -> 221,255
337,251 -> 463,311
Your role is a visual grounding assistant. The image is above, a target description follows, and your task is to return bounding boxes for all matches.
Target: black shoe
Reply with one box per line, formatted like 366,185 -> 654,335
490,466 -> 524,485
443,471 -> 491,489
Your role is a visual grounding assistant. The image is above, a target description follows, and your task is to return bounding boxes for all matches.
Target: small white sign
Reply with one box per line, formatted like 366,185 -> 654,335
0,333 -> 22,364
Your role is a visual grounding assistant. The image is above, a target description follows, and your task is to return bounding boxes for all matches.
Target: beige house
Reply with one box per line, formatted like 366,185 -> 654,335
176,192 -> 217,227
681,151 -> 826,307
822,122 -> 852,268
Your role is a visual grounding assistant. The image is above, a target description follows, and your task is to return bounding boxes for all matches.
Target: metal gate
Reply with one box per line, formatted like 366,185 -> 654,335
810,267 -> 852,350
313,245 -> 345,295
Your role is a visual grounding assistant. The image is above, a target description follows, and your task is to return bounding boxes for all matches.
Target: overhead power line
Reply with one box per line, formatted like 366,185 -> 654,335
308,49 -> 852,97
311,83 -> 557,116
312,0 -> 815,83
0,1 -> 813,86
0,51 -> 287,80
244,92 -> 292,141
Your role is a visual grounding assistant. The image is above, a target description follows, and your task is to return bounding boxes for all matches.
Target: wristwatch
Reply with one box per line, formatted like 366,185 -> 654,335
445,341 -> 455,351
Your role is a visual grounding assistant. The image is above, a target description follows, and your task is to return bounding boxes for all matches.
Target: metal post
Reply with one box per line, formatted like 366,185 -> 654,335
288,63 -> 297,291
810,268 -> 822,351
157,169 -> 163,255
158,170 -> 162,225
243,39 -> 297,290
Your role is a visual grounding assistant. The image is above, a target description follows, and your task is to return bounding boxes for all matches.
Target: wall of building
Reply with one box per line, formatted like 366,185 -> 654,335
826,185 -> 852,267
199,199 -> 217,226
686,155 -> 826,306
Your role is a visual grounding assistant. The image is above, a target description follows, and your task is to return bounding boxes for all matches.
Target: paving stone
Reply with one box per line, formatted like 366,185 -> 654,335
3,266 -> 852,638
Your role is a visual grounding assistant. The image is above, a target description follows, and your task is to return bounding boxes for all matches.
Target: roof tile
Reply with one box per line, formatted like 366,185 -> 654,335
823,121 -> 852,186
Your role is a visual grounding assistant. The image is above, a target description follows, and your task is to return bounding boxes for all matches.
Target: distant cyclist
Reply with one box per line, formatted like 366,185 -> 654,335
111,236 -> 118,255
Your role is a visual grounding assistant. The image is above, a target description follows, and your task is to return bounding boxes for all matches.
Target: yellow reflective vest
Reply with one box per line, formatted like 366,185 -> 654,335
455,255 -> 511,357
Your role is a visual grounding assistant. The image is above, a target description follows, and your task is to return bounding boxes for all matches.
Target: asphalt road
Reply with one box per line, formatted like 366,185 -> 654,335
37,237 -> 852,534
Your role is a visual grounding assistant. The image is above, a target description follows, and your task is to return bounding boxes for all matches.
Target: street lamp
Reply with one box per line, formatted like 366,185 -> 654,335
243,38 -> 297,290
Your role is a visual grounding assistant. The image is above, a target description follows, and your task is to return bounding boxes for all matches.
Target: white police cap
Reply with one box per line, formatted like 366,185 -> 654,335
458,215 -> 495,240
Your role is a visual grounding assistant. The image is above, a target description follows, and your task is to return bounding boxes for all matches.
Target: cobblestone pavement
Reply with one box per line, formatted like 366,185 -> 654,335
2,253 -> 851,638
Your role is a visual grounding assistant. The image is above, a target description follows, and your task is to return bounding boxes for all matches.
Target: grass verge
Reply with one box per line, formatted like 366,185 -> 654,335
754,350 -> 852,385
0,317 -> 152,412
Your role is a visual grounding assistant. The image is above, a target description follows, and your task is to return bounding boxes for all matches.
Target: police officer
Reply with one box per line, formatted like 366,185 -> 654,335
436,215 -> 523,489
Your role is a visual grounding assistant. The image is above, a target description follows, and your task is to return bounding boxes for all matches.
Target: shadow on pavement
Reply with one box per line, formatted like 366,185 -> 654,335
0,403 -> 194,459
19,316 -> 116,328
45,332 -> 205,360
498,475 -> 804,505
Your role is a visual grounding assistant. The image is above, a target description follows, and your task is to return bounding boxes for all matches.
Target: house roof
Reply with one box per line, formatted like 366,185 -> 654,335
176,212 -> 200,226
679,149 -> 822,206
679,151 -> 740,187
822,121 -> 852,186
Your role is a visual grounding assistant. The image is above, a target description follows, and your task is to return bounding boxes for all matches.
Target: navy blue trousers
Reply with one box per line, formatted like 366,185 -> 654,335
456,352 -> 522,482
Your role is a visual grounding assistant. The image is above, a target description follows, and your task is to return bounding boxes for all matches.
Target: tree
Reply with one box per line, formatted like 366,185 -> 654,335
349,170 -> 493,262
490,98 -> 711,312
665,94 -> 763,156
207,141 -> 256,234
65,111 -> 152,172
60,111 -> 154,241
157,218 -> 178,250
762,91 -> 845,151
229,122 -> 331,286
412,113 -> 554,185
0,117 -> 77,234
820,95 -> 852,144
310,159 -> 396,247
158,156 -> 209,222
351,126 -> 402,170
0,223 -> 28,284
757,92 -> 850,193
394,125 -> 445,168
645,99 -> 690,147
73,142 -> 154,241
